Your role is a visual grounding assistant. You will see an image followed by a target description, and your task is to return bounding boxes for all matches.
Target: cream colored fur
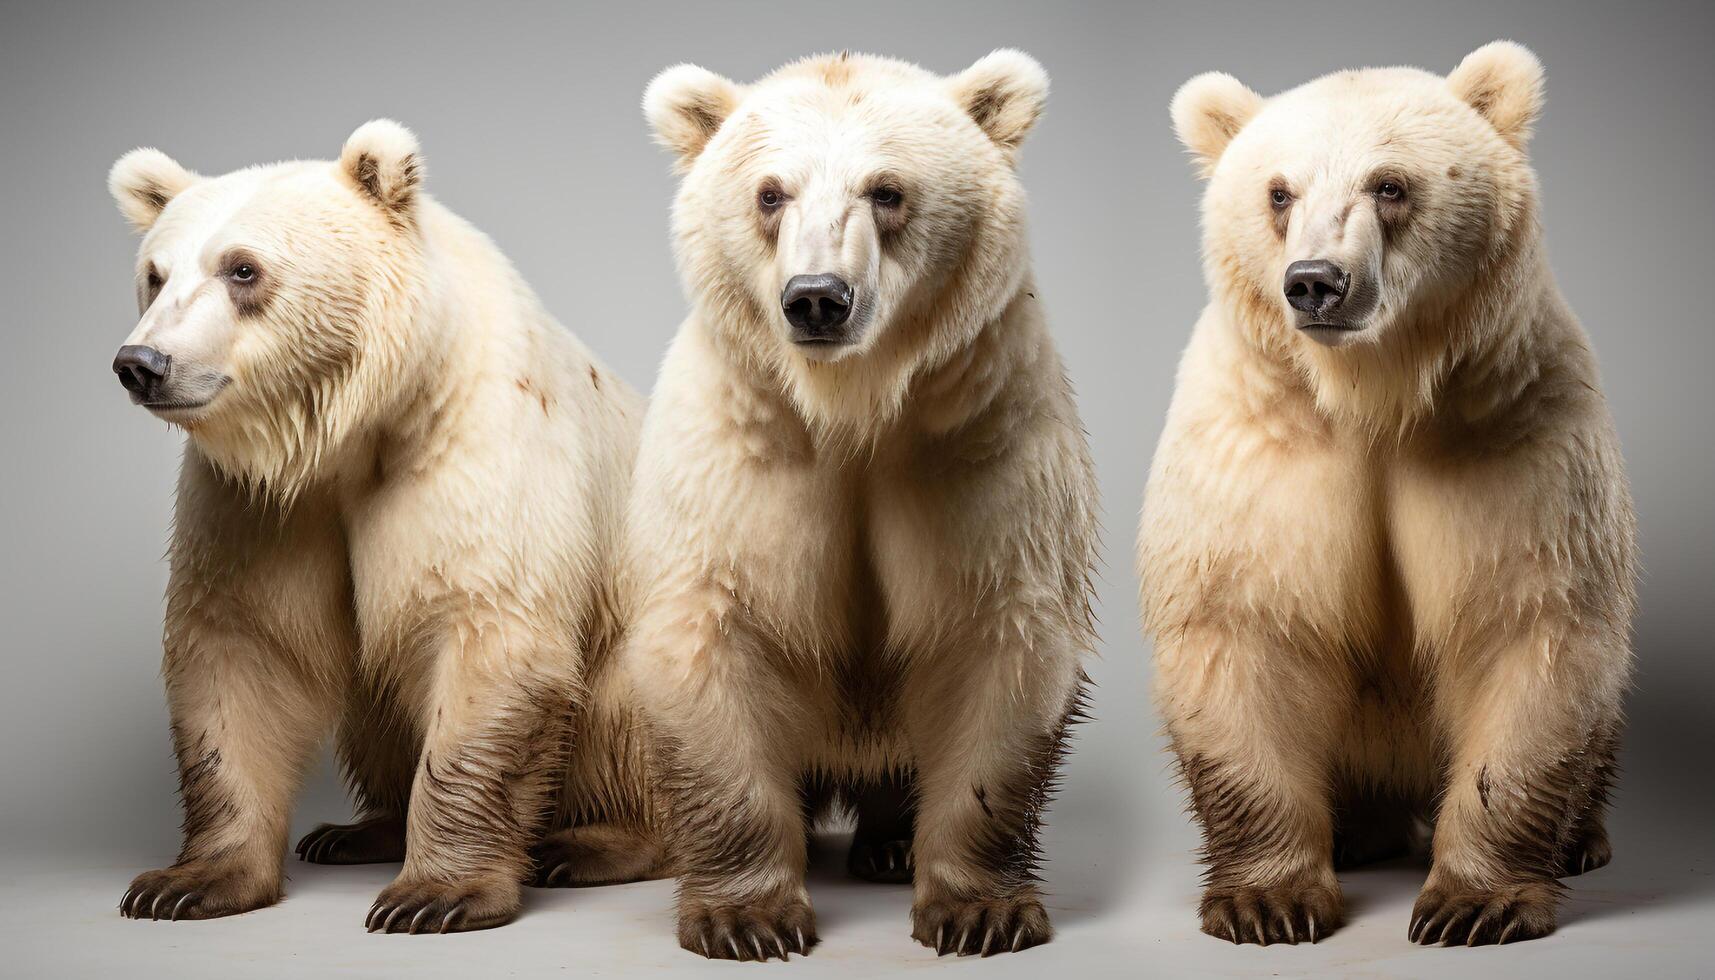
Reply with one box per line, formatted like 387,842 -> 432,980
109,121 -> 651,930
628,51 -> 1097,959
1142,42 -> 1636,947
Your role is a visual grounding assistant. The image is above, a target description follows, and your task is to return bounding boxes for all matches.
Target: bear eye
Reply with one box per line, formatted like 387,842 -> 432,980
870,185 -> 903,208
1269,188 -> 1292,210
757,187 -> 784,211
1376,180 -> 1405,201
230,263 -> 257,283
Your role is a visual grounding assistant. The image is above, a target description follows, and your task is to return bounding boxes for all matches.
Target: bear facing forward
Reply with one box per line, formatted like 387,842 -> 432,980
1140,42 -> 1635,946
628,51 -> 1099,959
109,122 -> 661,930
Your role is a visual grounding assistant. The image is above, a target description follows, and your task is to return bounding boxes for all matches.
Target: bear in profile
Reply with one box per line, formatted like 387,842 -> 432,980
629,51 -> 1098,959
108,121 -> 662,930
1140,42 -> 1636,946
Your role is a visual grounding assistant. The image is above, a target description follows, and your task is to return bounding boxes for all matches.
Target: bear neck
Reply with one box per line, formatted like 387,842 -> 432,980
185,200 -> 479,509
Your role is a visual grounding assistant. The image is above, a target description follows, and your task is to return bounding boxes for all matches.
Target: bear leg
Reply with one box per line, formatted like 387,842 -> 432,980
1412,637 -> 1628,946
367,644 -> 571,934
123,632 -> 340,920
901,654 -> 1087,957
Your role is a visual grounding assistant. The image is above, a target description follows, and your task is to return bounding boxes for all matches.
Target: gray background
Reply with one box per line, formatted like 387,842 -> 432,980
1,0 -> 1710,976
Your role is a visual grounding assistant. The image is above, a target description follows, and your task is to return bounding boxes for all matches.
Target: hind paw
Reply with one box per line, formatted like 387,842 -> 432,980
296,815 -> 405,865
847,837 -> 913,883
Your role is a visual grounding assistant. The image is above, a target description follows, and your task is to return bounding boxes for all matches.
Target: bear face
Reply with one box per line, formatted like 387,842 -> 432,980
1174,42 -> 1544,356
645,51 -> 1047,430
109,121 -> 427,493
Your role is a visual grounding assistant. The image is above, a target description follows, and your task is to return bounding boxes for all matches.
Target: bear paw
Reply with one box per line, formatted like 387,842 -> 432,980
1199,879 -> 1344,945
677,897 -> 818,961
1560,826 -> 1612,877
911,894 -> 1052,956
365,875 -> 519,934
120,860 -> 278,920
1409,879 -> 1558,946
528,824 -> 667,887
847,837 -> 913,883
296,815 -> 405,865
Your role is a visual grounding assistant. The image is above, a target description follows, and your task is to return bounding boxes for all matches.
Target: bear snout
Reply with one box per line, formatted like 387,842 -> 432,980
113,344 -> 171,402
1283,260 -> 1349,319
782,273 -> 854,342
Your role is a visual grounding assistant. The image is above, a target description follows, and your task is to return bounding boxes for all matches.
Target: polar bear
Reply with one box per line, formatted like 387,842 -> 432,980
1140,42 -> 1637,946
628,51 -> 1098,959
108,121 -> 662,931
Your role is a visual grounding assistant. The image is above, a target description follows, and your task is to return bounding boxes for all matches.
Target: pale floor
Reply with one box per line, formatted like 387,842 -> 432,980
7,821 -> 1709,979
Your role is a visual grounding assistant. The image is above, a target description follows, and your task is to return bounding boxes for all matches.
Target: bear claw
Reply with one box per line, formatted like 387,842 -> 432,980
911,894 -> 1051,956
365,876 -> 516,934
677,898 -> 817,961
1199,879 -> 1343,945
119,861 -> 274,921
1408,879 -> 1558,946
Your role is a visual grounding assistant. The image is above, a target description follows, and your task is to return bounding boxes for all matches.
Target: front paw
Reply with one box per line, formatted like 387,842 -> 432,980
296,815 -> 406,865
1200,879 -> 1343,945
120,861 -> 278,920
1409,879 -> 1558,946
366,875 -> 519,934
911,893 -> 1052,956
847,837 -> 913,883
677,896 -> 817,961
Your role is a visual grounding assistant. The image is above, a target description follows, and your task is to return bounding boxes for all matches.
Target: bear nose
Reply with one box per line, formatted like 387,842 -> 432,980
113,344 -> 171,398
782,274 -> 853,336
1284,260 -> 1349,317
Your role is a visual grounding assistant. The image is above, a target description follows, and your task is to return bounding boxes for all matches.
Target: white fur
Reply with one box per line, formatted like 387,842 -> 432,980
1142,44 -> 1636,943
109,122 -> 644,926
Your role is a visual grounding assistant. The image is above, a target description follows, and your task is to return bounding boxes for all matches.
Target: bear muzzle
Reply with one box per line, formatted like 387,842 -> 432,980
113,344 -> 172,403
782,273 -> 855,346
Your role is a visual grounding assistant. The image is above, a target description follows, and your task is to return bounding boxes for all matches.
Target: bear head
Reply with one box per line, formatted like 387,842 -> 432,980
1172,42 -> 1546,380
645,50 -> 1047,432
109,120 -> 429,497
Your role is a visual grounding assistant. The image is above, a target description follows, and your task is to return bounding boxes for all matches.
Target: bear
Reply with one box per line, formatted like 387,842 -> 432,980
1139,41 -> 1637,947
107,120 -> 665,931
626,50 -> 1099,959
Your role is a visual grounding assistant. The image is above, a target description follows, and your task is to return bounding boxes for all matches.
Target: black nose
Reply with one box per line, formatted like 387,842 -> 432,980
113,344 -> 170,397
1284,260 -> 1349,316
782,274 -> 853,336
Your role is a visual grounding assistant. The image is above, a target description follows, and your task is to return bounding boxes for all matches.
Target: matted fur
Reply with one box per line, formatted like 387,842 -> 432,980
630,51 -> 1097,960
110,121 -> 663,930
1141,42 -> 1636,947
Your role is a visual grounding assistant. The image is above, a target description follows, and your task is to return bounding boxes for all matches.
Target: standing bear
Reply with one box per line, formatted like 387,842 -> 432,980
109,121 -> 663,931
1140,42 -> 1636,946
629,51 -> 1099,959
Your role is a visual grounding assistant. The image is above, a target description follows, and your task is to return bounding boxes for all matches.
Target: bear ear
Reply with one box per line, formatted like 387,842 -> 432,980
949,49 -> 1049,154
340,119 -> 423,218
1170,72 -> 1263,178
109,148 -> 198,233
644,64 -> 745,172
1448,41 -> 1544,149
